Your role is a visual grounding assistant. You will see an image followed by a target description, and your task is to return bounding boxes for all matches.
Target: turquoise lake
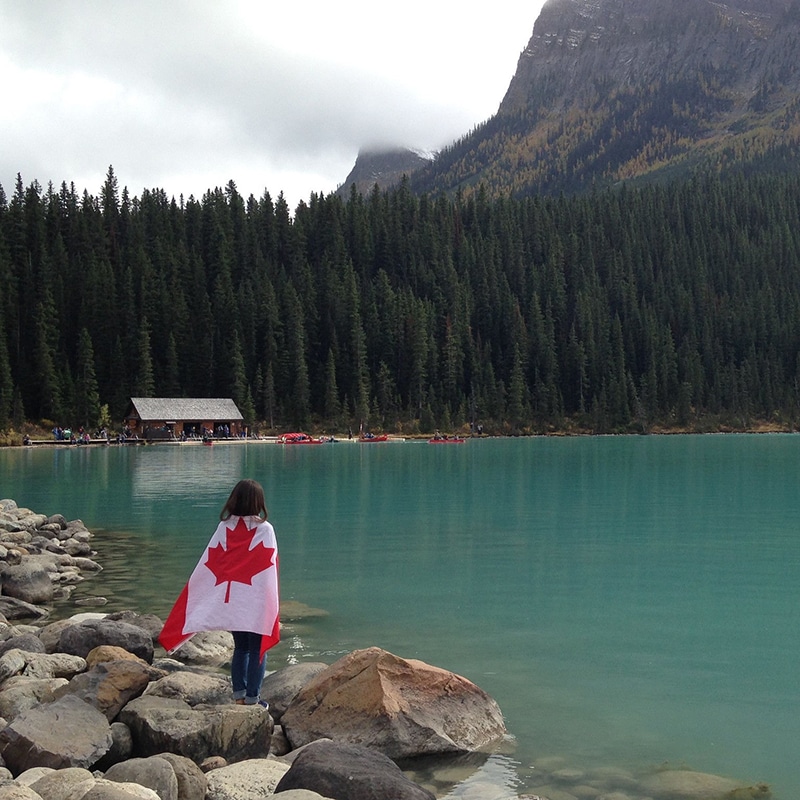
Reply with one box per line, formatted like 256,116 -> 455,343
1,435 -> 797,797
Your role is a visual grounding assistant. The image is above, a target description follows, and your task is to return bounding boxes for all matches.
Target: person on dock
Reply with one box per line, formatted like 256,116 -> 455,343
159,478 -> 280,707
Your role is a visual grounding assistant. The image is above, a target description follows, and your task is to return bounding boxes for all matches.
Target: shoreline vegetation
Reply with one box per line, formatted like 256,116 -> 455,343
2,416 -> 798,448
0,498 -> 775,800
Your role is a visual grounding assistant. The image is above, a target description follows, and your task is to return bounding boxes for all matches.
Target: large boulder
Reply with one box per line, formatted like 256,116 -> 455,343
54,658 -> 165,720
58,619 -> 154,663
273,740 -> 435,800
0,693 -> 113,775
119,696 -> 273,764
260,663 -> 328,721
0,557 -> 57,605
280,647 -> 507,759
205,758 -> 290,800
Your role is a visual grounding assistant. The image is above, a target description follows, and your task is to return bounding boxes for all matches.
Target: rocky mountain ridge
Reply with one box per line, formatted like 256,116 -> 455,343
345,0 -> 800,197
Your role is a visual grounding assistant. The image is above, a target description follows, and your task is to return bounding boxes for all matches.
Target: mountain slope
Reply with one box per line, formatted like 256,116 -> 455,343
336,147 -> 434,197
410,0 -> 800,197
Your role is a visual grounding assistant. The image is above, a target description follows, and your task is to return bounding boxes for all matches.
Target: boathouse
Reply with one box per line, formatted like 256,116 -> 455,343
124,398 -> 244,440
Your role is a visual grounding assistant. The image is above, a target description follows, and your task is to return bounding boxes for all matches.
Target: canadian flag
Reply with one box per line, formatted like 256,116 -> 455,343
159,516 -> 280,660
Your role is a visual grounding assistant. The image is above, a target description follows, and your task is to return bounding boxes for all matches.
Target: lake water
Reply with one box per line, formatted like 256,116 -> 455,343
1,435 -> 797,798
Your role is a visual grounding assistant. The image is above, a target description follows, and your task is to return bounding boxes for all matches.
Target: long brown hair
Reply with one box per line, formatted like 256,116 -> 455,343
220,479 -> 268,520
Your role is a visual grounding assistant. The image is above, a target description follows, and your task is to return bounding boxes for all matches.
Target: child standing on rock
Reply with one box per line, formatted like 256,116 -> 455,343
159,479 -> 280,706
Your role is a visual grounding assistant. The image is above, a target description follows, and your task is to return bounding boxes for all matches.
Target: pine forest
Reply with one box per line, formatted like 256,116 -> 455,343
2,166 -> 800,437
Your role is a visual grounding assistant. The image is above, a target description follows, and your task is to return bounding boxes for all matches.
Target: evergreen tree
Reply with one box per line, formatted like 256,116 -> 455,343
74,327 -> 101,429
0,310 -> 12,429
133,317 -> 155,397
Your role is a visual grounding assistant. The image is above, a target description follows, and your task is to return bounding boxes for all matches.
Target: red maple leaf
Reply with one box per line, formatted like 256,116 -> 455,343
204,517 -> 275,602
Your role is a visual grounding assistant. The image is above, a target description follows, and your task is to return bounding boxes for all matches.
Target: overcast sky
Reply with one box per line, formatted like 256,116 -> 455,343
1,1 -> 547,210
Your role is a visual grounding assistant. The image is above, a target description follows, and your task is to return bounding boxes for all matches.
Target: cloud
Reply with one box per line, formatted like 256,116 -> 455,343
0,0 -> 544,207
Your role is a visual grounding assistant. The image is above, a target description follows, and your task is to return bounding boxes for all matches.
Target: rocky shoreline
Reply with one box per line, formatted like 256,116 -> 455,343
0,499 -> 773,800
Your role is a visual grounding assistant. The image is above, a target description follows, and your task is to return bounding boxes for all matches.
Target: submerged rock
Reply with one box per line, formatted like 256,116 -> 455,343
640,768 -> 770,800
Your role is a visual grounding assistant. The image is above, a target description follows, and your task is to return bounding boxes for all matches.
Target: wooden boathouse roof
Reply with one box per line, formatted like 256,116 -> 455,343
126,398 -> 243,422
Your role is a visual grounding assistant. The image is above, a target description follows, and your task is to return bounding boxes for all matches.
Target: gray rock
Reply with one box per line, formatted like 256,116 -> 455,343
119,696 -> 272,764
0,676 -> 69,721
22,654 -> 87,680
198,757 -> 226,774
29,767 -> 95,800
0,784 -> 42,800
14,767 -> 55,786
260,664 -> 328,721
152,754 -> 206,800
0,651 -> 27,684
268,793 -> 331,800
0,534 -> 29,547
104,614 -> 163,642
273,740 -> 435,800
44,516 -> 66,530
0,556 -> 55,604
205,758 -> 290,800
149,659 -> 188,675
143,671 -> 232,707
81,780 -> 159,800
73,595 -> 109,607
270,793 -> 332,800
269,726 -> 291,757
167,632 -> 232,667
0,599 -> 47,622
69,558 -> 103,573
93,722 -> 135,772
0,694 -> 112,775
63,541 -> 92,558
57,620 -> 153,663
36,621 -> 76,654
104,757 -> 178,800
0,638 -> 45,660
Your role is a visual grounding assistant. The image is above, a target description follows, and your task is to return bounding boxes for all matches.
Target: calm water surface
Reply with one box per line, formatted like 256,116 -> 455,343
1,435 -> 798,797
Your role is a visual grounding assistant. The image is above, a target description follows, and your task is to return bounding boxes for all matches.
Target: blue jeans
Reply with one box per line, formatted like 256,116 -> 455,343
231,631 -> 266,704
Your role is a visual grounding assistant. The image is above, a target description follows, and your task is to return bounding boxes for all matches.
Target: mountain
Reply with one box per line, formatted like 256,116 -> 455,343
336,147 -> 434,197
359,0 -> 800,198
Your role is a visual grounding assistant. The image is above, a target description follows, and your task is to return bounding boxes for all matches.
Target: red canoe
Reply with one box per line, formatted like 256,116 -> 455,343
280,432 -> 325,444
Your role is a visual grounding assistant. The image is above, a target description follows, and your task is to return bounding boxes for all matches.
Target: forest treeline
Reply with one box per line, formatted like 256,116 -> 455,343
1,166 -> 800,436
